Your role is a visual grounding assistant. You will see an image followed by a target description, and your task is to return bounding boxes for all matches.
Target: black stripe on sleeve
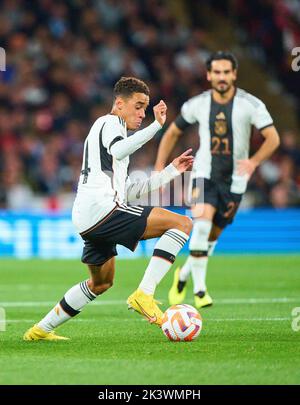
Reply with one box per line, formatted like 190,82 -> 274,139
108,136 -> 124,152
258,123 -> 274,131
174,114 -> 192,131
99,123 -> 113,173
59,297 -> 80,317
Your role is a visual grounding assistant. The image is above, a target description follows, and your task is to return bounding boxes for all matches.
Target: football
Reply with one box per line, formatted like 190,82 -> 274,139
161,304 -> 202,342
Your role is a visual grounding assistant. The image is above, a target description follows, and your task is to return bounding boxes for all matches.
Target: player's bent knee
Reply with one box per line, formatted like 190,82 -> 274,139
179,216 -> 193,235
188,219 -> 212,251
89,280 -> 113,295
171,215 -> 192,235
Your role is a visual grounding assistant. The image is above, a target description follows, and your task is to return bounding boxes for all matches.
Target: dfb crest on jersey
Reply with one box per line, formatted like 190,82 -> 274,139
215,112 -> 227,136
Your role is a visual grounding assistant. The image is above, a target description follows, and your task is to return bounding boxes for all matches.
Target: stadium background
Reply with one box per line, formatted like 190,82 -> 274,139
0,0 -> 300,257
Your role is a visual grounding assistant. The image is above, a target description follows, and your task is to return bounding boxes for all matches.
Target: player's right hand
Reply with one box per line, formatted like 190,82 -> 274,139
172,148 -> 194,173
153,100 -> 167,127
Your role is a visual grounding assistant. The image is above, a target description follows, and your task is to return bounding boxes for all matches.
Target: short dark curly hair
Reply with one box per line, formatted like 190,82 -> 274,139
113,77 -> 150,98
206,51 -> 238,71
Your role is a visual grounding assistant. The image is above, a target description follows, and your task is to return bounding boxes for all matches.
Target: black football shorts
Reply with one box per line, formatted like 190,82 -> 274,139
191,177 -> 243,228
80,204 -> 153,265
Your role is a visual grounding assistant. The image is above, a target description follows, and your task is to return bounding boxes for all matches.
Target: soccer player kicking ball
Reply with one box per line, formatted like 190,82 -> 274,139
155,51 -> 280,309
24,77 -> 194,341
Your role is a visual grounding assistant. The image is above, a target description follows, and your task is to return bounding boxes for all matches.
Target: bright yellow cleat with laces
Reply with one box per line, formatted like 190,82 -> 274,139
194,291 -> 213,309
168,267 -> 187,305
127,289 -> 163,327
23,324 -> 69,341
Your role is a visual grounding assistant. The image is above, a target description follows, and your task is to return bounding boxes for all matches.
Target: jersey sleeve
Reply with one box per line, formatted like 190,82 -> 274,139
125,163 -> 180,203
180,97 -> 198,125
174,113 -> 192,131
110,120 -> 161,160
250,100 -> 273,130
101,116 -> 125,154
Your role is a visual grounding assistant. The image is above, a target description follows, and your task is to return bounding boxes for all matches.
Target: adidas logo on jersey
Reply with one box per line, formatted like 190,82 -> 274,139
216,112 -> 226,120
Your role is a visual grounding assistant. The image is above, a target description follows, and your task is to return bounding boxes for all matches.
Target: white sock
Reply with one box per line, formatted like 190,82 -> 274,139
190,256 -> 208,293
180,219 -> 212,285
208,240 -> 217,256
190,241 -> 217,294
179,255 -> 192,282
139,229 -> 189,295
38,280 -> 97,332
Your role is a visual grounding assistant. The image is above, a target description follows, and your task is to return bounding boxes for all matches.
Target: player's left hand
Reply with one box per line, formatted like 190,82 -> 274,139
237,159 -> 258,178
172,148 -> 194,173
153,100 -> 167,126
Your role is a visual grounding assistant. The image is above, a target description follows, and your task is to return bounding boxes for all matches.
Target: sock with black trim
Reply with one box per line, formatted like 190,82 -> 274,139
190,253 -> 208,293
139,229 -> 189,295
208,240 -> 217,256
38,280 -> 97,332
179,255 -> 193,282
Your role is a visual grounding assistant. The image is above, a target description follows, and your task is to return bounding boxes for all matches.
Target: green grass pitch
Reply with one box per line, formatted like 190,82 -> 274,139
0,255 -> 300,385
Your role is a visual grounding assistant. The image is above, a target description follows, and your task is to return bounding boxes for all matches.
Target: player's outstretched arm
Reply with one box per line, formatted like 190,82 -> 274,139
126,149 -> 194,202
237,125 -> 280,178
154,122 -> 183,171
110,101 -> 167,160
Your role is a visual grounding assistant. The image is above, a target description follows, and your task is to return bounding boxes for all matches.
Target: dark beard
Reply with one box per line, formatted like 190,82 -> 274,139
214,83 -> 231,95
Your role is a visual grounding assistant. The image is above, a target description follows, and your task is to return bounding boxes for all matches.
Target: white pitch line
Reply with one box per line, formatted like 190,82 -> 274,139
72,317 -> 292,322
5,320 -> 36,323
0,301 -> 124,307
0,297 -> 299,307
205,317 -> 290,321
4,317 -> 291,323
216,298 -> 298,304
0,284 -> 47,291
4,319 -> 136,323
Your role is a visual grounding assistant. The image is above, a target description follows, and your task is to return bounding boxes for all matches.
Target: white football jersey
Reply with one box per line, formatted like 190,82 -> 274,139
180,88 -> 274,193
72,114 -> 129,233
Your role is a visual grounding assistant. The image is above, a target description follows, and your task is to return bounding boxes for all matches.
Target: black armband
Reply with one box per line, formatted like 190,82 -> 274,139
174,114 -> 192,131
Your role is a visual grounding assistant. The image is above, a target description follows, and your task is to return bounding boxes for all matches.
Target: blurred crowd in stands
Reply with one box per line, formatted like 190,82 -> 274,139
207,0 -> 300,208
0,0 -> 299,211
215,0 -> 300,109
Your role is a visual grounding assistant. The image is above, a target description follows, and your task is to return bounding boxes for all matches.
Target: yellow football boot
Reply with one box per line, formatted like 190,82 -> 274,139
194,291 -> 213,309
127,289 -> 163,327
168,267 -> 187,305
23,324 -> 69,341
